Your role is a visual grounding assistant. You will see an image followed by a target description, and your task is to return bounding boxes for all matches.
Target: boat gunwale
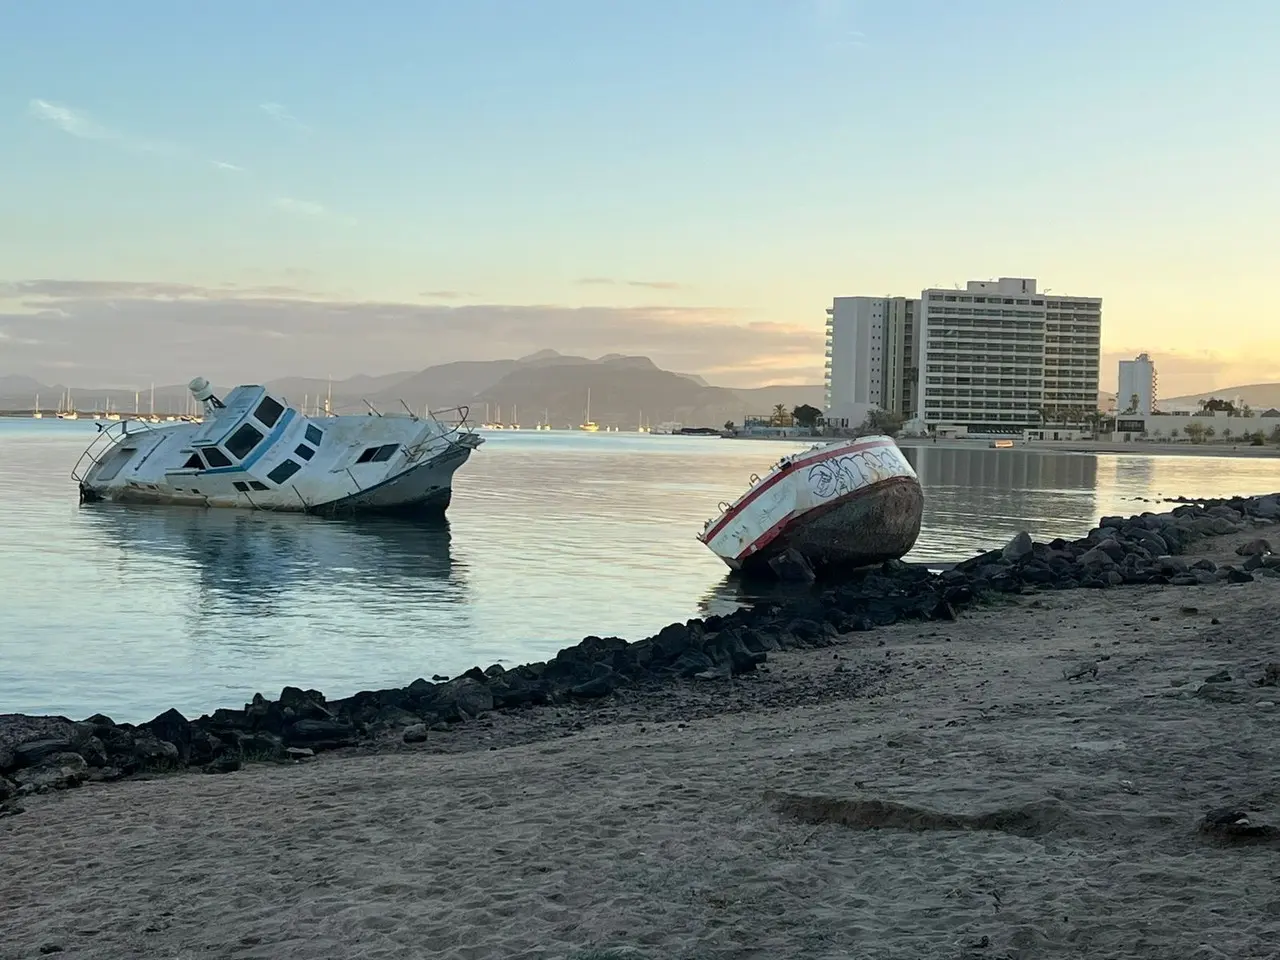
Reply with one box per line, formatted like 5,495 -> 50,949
699,435 -> 901,545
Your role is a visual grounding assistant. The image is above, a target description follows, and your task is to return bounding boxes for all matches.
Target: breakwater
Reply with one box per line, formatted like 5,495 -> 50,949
3,492 -> 1279,812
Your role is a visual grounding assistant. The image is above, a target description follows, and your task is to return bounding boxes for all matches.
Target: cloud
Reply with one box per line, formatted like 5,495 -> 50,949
28,99 -> 113,140
211,160 -> 245,172
0,279 -> 822,389
259,102 -> 309,131
272,197 -> 328,217
576,277 -> 688,291
28,98 -> 234,166
420,290 -> 474,300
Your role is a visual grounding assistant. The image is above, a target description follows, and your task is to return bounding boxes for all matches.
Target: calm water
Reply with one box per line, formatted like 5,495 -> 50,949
2,419 -> 1277,722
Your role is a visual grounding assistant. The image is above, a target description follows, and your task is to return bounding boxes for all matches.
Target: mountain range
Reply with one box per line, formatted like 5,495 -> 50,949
0,351 -> 825,429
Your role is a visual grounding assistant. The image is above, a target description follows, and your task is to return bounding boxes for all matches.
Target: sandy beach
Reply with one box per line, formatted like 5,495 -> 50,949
3,525 -> 1279,960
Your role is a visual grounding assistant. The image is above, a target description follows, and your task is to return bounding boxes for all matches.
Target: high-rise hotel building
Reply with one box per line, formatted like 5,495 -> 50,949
824,277 -> 1101,432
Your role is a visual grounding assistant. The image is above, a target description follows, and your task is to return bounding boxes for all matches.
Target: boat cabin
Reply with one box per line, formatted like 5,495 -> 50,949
175,385 -> 322,487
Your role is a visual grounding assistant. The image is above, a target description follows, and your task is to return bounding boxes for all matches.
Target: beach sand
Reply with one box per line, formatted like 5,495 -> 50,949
3,530 -> 1279,960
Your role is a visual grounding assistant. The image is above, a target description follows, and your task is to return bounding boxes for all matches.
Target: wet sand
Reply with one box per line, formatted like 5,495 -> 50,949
2,530 -> 1279,960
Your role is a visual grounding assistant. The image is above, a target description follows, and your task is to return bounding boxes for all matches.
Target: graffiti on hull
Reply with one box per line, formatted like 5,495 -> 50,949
807,446 -> 911,500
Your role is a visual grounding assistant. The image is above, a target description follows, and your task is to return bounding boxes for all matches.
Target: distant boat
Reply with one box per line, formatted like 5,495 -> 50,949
75,377 -> 483,517
32,394 -> 42,419
58,389 -> 79,420
579,388 -> 599,432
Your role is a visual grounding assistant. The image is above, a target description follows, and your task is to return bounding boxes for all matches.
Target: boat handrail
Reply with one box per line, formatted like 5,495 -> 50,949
749,473 -> 760,485
70,419 -> 161,483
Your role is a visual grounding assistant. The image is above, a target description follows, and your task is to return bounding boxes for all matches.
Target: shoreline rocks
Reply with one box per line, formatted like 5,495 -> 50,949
3,492 -> 1278,807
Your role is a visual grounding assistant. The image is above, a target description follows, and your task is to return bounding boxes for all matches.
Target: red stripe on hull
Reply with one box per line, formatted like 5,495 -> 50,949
700,437 -> 896,544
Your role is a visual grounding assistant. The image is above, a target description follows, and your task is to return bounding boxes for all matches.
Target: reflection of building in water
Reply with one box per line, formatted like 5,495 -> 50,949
903,446 -> 1098,492
900,446 -> 1101,561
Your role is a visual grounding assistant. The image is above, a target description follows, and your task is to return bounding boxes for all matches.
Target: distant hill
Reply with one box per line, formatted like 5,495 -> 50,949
1160,383 -> 1280,410
0,352 -> 827,428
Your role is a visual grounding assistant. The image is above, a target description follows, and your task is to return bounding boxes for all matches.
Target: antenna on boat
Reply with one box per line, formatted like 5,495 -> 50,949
399,399 -> 418,420
189,376 -> 224,410
362,399 -> 382,417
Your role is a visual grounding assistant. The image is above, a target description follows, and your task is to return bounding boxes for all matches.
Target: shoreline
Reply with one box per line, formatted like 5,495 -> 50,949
3,503 -> 1279,957
4,492 -> 1278,792
727,433 -> 1280,458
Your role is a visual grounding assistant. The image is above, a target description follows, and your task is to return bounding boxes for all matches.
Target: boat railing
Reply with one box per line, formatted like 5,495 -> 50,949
70,419 -> 161,483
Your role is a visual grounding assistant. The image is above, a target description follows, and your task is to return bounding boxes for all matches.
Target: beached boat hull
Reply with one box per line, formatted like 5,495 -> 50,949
74,380 -> 482,518
698,435 -> 923,574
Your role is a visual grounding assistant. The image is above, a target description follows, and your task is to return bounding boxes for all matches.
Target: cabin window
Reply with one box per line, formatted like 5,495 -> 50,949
305,424 -> 323,445
371,444 -> 399,463
182,453 -> 204,470
267,459 -> 302,485
204,447 -> 232,468
294,444 -> 315,461
249,481 -> 269,491
226,423 -> 265,460
233,481 -> 250,492
355,446 -> 378,463
255,396 -> 285,428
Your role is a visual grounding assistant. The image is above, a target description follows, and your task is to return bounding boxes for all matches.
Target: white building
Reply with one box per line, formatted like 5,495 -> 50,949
824,296 -> 917,426
1117,352 -> 1157,414
915,277 -> 1101,433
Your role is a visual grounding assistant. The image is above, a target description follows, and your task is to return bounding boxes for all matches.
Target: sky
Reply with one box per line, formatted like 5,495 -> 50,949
1,0 -> 1278,395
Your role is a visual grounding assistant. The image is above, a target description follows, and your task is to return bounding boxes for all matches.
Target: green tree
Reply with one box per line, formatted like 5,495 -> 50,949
1271,425 -> 1280,445
1184,422 -> 1207,444
1206,426 -> 1217,439
771,403 -> 789,426
858,408 -> 904,437
791,404 -> 822,430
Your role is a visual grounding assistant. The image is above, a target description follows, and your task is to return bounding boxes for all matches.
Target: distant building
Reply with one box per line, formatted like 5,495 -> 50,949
1117,353 -> 1157,415
826,277 -> 1101,434
823,296 -> 918,427
916,277 -> 1101,433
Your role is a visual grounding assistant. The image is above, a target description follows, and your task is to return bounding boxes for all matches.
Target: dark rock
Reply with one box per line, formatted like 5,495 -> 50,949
1227,568 -> 1255,584
402,724 -> 429,744
235,731 -> 287,761
202,755 -> 241,774
768,547 -> 816,583
132,734 -> 181,768
14,752 -> 89,792
432,677 -> 495,722
1002,531 -> 1033,561
284,719 -> 357,749
1236,538 -> 1272,557
1199,807 -> 1280,842
1243,552 -> 1265,572
1205,669 -> 1232,683
0,776 -> 18,801
13,738 -> 76,768
286,747 -> 315,760
142,708 -> 193,762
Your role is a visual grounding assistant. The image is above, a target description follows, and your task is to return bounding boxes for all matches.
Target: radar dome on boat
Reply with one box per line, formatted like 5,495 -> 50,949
188,377 -> 214,402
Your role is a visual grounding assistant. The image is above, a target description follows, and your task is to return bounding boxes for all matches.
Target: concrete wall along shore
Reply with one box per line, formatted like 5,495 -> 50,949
4,492 -> 1280,812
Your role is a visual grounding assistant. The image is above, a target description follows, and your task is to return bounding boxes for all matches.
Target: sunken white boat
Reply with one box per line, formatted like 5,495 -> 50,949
698,435 -> 923,574
74,378 -> 482,518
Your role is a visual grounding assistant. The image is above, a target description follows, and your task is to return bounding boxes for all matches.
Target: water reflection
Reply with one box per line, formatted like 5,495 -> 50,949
80,504 -> 462,602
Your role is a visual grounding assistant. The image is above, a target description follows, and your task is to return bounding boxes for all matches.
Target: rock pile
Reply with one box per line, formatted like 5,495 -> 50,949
3,492 -> 1278,805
